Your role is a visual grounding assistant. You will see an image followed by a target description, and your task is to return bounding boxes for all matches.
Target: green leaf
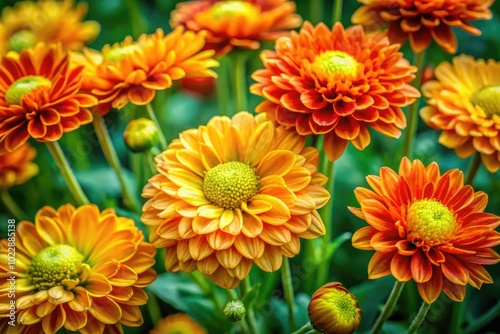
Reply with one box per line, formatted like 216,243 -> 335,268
241,283 -> 261,309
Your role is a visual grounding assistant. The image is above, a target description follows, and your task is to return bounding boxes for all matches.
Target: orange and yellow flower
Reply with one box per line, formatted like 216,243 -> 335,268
421,55 -> 500,172
0,204 -> 157,333
308,282 -> 362,334
352,0 -> 493,54
170,0 -> 302,56
142,112 -> 329,288
76,27 -> 218,115
0,43 -> 97,154
0,142 -> 38,189
0,0 -> 99,56
251,22 -> 420,162
150,313 -> 207,334
351,157 -> 500,304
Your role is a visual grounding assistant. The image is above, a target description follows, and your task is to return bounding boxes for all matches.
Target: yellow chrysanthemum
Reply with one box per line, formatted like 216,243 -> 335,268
142,112 -> 330,288
0,142 -> 38,189
150,313 -> 207,334
421,55 -> 500,172
0,0 -> 99,56
0,204 -> 157,333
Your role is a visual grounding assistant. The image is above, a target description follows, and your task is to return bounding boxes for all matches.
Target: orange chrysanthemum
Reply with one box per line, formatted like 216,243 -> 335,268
251,22 -> 420,162
0,204 -> 157,333
0,43 -> 97,154
142,112 -> 329,288
352,0 -> 493,54
421,55 -> 500,172
170,0 -> 302,56
308,282 -> 362,334
351,157 -> 500,304
150,313 -> 207,334
0,142 -> 38,189
76,27 -> 218,115
0,0 -> 100,56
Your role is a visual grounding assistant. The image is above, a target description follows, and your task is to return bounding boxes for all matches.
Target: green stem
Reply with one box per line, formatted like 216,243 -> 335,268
239,277 -> 259,334
146,150 -> 158,176
46,141 -> 89,205
281,257 -> 296,331
292,322 -> 315,334
450,299 -> 466,334
0,189 -> 28,220
464,300 -> 500,334
146,289 -> 162,326
232,52 -> 248,114
93,114 -> 140,213
316,159 -> 335,287
407,302 -> 432,334
145,103 -> 168,150
216,56 -> 230,116
332,0 -> 343,23
370,280 -> 405,334
188,271 -> 223,311
309,0 -> 324,24
465,152 -> 482,185
401,51 -> 426,159
125,0 -> 147,37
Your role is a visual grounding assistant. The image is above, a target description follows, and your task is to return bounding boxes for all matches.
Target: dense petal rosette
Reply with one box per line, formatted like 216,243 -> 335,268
0,43 -> 97,153
421,55 -> 500,172
150,313 -> 207,334
352,0 -> 493,54
0,142 -> 38,189
251,21 -> 420,161
170,0 -> 302,56
0,204 -> 157,333
0,0 -> 99,56
142,112 -> 330,288
351,158 -> 500,303
75,27 -> 218,115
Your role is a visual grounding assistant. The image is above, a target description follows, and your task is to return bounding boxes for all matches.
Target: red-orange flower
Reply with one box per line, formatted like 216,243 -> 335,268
251,21 -> 420,161
351,157 -> 500,303
0,43 -> 97,154
150,313 -> 207,334
421,54 -> 500,172
0,204 -> 157,333
170,0 -> 302,56
0,142 -> 38,189
0,0 -> 100,56
76,27 -> 218,115
352,0 -> 493,54
142,112 -> 329,288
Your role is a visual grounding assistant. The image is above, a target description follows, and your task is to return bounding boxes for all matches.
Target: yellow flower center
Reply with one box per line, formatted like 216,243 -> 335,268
103,44 -> 140,62
8,30 -> 36,52
407,199 -> 456,244
4,76 -> 52,105
471,85 -> 500,118
209,1 -> 259,19
312,51 -> 358,78
203,161 -> 260,209
320,288 -> 360,328
29,244 -> 84,290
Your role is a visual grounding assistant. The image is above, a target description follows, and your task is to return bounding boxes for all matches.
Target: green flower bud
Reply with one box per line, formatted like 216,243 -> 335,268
123,118 -> 160,153
222,299 -> 246,322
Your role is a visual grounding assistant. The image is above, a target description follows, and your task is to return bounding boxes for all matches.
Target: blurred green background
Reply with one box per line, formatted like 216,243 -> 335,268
1,0 -> 500,333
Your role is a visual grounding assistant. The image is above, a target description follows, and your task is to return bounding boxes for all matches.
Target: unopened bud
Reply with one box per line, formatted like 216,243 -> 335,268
222,299 -> 246,322
123,118 -> 160,153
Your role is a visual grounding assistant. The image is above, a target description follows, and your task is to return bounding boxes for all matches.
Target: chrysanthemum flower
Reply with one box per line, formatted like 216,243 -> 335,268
0,43 -> 97,154
170,0 -> 302,56
150,313 -> 207,334
251,22 -> 420,162
0,0 -> 99,56
142,112 -> 329,288
75,27 -> 218,115
308,282 -> 362,334
421,55 -> 500,172
352,0 -> 493,54
0,142 -> 38,189
351,157 -> 500,303
0,204 -> 157,333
